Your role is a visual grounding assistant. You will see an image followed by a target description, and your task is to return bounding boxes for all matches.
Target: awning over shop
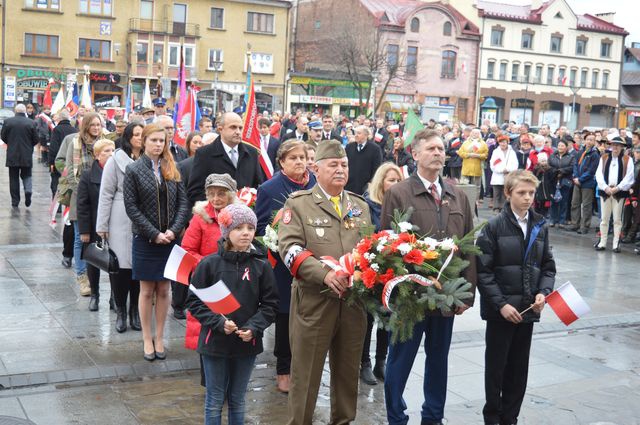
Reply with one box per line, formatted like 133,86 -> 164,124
381,102 -> 415,112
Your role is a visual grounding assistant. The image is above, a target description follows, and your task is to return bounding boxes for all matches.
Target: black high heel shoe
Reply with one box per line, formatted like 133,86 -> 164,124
143,342 -> 155,362
155,340 -> 166,360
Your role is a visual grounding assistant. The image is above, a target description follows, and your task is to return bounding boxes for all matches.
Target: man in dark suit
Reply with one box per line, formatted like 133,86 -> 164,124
282,115 -> 309,142
1,104 -> 38,207
187,112 -> 263,206
258,117 -> 281,172
321,115 -> 341,141
345,125 -> 382,195
373,118 -> 390,155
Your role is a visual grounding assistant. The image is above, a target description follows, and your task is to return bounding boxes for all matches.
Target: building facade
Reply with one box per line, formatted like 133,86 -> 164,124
620,44 -> 640,131
474,0 -> 627,130
1,0 -> 291,113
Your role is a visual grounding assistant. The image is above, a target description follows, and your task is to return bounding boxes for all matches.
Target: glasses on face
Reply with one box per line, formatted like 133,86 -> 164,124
164,127 -> 174,131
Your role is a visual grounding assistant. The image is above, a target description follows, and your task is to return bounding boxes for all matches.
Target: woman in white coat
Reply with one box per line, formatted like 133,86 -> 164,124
489,134 -> 518,213
96,122 -> 144,333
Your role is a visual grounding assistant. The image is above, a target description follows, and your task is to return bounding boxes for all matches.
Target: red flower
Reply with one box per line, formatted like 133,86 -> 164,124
361,268 -> 378,288
357,238 -> 372,255
379,268 -> 395,284
398,233 -> 416,244
403,249 -> 424,265
359,256 -> 370,270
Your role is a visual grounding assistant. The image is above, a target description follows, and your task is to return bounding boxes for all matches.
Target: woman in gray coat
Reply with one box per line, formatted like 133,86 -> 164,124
96,123 -> 144,333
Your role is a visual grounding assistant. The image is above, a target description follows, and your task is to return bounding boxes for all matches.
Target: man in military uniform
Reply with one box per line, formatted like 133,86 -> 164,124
278,139 -> 371,425
305,120 -> 323,150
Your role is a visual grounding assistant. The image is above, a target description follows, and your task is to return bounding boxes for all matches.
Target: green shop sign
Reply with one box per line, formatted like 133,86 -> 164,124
290,76 -> 370,88
16,69 -> 67,82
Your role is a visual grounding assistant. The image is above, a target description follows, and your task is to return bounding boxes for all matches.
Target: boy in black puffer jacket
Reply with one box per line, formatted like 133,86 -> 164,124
476,169 -> 556,425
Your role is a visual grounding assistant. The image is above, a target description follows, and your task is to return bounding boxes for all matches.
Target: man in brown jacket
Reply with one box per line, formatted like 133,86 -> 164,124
381,129 -> 477,425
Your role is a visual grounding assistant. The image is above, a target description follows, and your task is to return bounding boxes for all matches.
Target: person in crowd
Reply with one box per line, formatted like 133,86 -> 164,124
25,103 -> 36,120
187,112 -> 263,206
446,129 -> 463,180
106,119 -> 127,144
35,104 -> 52,165
381,129 -> 476,425
489,135 -> 518,213
185,131 -> 203,158
571,132 -> 600,234
178,132 -> 216,195
304,120 -> 323,150
282,115 -> 309,142
97,122 -> 144,333
49,109 -> 78,198
321,114 -> 341,141
255,140 -> 316,394
304,144 -> 316,173
258,118 -> 281,170
278,140 -> 371,425
548,140 -> 576,227
156,115 -> 188,162
270,111 -> 282,139
532,152 -> 554,217
187,203 -> 277,425
622,146 -> 640,244
386,137 -> 415,175
476,169 -> 556,425
1,104 -> 38,208
594,137 -> 635,253
77,139 -> 115,311
359,162 -> 402,385
345,125 -> 382,195
458,128 -> 488,202
198,117 -> 213,134
373,118 -> 391,154
123,123 -> 189,360
483,134 -> 498,207
515,136 -> 533,170
56,112 -> 105,296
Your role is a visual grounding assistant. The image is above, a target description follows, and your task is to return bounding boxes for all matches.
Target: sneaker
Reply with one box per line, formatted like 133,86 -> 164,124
77,274 -> 91,296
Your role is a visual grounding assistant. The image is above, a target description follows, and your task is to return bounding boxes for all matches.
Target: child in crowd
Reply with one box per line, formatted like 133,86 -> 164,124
476,170 -> 556,425
187,203 -> 278,425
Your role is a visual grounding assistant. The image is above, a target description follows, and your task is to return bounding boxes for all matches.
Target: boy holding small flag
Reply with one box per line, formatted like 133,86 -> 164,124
476,169 -> 556,425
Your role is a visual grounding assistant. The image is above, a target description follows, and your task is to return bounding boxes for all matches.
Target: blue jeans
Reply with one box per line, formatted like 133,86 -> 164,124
72,221 -> 86,276
549,185 -> 571,224
202,354 -> 256,425
384,316 -> 454,425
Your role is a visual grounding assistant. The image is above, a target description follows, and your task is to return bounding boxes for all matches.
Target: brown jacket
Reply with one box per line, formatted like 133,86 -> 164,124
380,174 -> 477,313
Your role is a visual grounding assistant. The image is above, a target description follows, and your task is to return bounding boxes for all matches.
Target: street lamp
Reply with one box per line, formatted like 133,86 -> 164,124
371,70 -> 380,119
569,85 -> 581,130
211,60 -> 223,116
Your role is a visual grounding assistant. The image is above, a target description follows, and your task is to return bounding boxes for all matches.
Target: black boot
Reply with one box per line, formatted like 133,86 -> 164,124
373,360 -> 385,381
360,361 -> 377,385
109,295 -> 115,311
88,295 -> 99,311
129,305 -> 142,331
115,307 -> 127,333
25,192 -> 32,207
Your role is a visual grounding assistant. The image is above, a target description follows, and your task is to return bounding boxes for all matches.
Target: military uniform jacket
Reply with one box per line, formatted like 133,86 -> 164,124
278,184 -> 371,298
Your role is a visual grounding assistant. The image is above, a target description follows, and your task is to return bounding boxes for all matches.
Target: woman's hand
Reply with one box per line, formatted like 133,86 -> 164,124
236,329 -> 253,342
154,233 -> 171,244
224,320 -> 238,335
97,232 -> 109,240
80,234 -> 90,243
164,230 -> 175,242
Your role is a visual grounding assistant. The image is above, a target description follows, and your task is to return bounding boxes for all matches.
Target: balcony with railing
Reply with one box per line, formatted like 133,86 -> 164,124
129,18 -> 200,37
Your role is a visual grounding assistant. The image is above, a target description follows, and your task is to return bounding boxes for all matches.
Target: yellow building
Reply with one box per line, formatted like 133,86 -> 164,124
1,0 -> 291,113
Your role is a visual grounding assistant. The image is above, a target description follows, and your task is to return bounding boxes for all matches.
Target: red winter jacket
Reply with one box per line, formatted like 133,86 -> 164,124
181,201 -> 222,350
527,146 -> 554,171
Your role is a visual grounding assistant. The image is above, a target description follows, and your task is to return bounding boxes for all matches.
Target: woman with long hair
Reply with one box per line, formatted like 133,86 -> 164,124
123,124 -> 189,360
96,122 -> 145,332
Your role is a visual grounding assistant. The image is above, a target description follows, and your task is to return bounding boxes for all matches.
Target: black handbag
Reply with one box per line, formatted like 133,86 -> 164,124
81,238 -> 120,274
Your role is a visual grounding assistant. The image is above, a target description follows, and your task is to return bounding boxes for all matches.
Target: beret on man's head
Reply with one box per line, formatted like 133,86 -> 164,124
315,139 -> 346,161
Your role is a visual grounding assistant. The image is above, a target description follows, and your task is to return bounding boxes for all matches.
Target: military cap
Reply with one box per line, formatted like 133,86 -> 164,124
315,139 -> 346,161
308,120 -> 322,131
141,107 -> 155,115
153,97 -> 167,106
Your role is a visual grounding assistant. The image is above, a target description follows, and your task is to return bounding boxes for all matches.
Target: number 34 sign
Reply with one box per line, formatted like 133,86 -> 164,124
100,21 -> 112,36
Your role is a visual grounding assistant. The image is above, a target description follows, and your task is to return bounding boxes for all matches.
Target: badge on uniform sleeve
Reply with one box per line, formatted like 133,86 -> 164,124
351,206 -> 362,217
283,209 -> 292,224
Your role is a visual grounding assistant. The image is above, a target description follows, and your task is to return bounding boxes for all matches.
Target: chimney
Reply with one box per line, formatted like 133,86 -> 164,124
595,12 -> 615,23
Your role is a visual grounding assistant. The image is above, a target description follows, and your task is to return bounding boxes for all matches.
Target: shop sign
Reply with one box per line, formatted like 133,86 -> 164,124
16,69 -> 66,82
297,95 -> 333,105
424,97 -> 440,107
627,110 -> 640,117
4,76 -> 16,102
290,76 -> 370,89
16,79 -> 51,90
510,98 -> 534,108
89,72 -> 120,84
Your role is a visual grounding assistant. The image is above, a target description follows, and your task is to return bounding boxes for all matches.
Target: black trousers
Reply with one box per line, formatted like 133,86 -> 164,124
361,313 -> 389,364
109,268 -> 140,309
483,320 -> 534,425
50,170 -> 60,198
62,223 -> 75,258
274,312 -> 291,375
8,166 -> 32,206
171,280 -> 188,310
87,263 -> 101,295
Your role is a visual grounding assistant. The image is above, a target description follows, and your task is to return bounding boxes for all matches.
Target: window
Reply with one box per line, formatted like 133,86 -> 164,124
25,0 -> 60,10
79,38 -> 110,60
576,39 -> 587,55
602,72 -> 609,89
580,69 -> 588,87
546,66 -> 554,85
208,49 -> 224,70
592,70 -> 599,88
79,0 -> 112,16
558,67 -> 566,85
184,45 -> 194,67
387,44 -> 399,71
247,12 -> 274,34
499,62 -> 507,81
407,46 -> 418,75
140,0 -> 153,19
487,61 -> 495,80
511,63 -> 519,81
173,3 -> 187,35
24,33 -> 58,57
169,44 -> 178,66
136,42 -> 148,63
601,41 -> 611,58
535,65 -> 542,83
491,28 -> 503,46
550,35 -> 562,53
441,50 -> 456,78
523,64 -> 531,83
443,21 -> 452,36
152,43 -> 163,63
521,32 -> 533,49
410,17 -> 420,33
168,44 -> 194,67
210,7 -> 224,29
569,69 -> 577,86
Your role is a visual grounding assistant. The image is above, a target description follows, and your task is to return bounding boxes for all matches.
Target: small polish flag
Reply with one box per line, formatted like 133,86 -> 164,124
450,139 -> 461,149
493,158 -> 502,166
189,280 -> 241,315
164,245 -> 199,286
374,132 -> 383,142
546,281 -> 590,326
62,206 -> 70,225
388,124 -> 400,133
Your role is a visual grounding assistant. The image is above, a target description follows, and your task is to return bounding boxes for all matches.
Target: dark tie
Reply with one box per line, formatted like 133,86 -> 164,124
430,183 -> 441,206
358,144 -> 363,152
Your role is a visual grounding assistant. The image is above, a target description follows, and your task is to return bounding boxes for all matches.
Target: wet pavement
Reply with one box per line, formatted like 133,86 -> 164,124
0,151 -> 639,424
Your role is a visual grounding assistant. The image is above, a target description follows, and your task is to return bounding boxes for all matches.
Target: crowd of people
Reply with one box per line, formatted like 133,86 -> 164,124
0,99 -> 638,425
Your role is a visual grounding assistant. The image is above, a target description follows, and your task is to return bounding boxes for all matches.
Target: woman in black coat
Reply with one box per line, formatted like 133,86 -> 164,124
385,137 -> 415,176
547,140 -> 576,226
77,139 -> 116,311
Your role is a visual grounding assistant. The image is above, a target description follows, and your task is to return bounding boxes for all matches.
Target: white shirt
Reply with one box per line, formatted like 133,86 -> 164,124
595,154 -> 635,192
513,210 -> 529,236
356,141 -> 367,151
416,171 -> 442,198
222,141 -> 239,164
261,135 -> 269,150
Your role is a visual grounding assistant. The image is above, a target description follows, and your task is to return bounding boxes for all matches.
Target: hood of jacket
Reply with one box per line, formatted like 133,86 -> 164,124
113,148 -> 134,174
193,200 -> 216,224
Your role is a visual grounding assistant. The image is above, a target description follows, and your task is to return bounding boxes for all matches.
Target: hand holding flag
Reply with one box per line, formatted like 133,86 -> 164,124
519,281 -> 590,326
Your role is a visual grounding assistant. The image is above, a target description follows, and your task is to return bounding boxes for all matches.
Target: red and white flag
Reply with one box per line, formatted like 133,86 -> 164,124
37,113 -> 54,131
164,245 -> 199,286
388,124 -> 400,133
374,132 -> 383,143
49,198 -> 59,226
546,281 -> 590,326
492,158 -> 502,167
189,280 -> 241,315
62,206 -> 70,226
174,87 -> 198,148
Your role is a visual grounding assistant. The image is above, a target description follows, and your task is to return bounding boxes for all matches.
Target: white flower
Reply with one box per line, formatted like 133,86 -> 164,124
263,225 -> 279,251
397,243 -> 412,255
376,243 -> 385,253
420,237 -> 439,250
370,263 -> 380,272
398,221 -> 413,233
364,252 -> 376,261
439,238 -> 457,251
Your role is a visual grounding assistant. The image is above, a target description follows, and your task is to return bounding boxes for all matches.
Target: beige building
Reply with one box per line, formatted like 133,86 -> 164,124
1,0 -> 291,113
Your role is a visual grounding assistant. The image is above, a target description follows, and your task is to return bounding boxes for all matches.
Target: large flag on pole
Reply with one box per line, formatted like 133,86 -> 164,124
124,81 -> 134,120
142,79 -> 152,108
43,80 -> 53,109
177,45 -> 187,117
403,108 -> 424,148
51,85 -> 65,114
546,281 -> 590,325
65,80 -> 79,117
189,280 -> 241,315
81,74 -> 92,108
174,87 -> 198,147
242,53 -> 273,179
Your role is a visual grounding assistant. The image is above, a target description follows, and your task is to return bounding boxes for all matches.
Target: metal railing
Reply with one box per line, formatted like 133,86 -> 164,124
129,18 -> 200,37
